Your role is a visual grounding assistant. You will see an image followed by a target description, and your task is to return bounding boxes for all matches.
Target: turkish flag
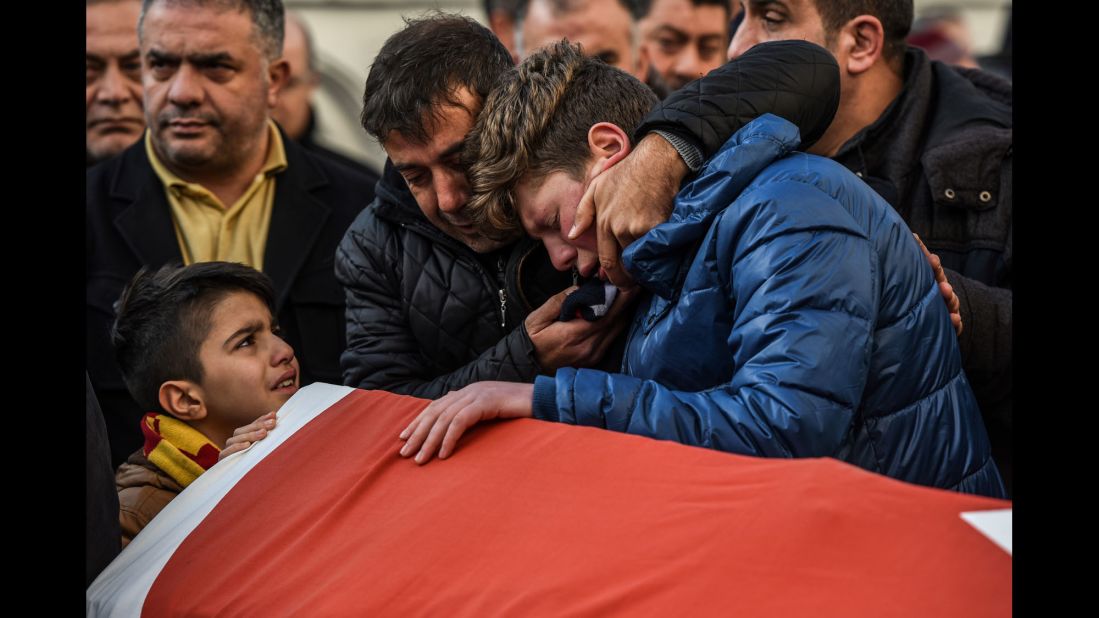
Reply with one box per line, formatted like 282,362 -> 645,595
88,384 -> 1011,616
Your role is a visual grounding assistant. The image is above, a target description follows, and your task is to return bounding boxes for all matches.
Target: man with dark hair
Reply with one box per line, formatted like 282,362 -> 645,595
399,41 -> 1004,499
567,0 -> 1014,492
87,0 -> 145,166
112,262 -> 301,546
639,0 -> 730,90
87,0 -> 374,468
337,14 -> 631,399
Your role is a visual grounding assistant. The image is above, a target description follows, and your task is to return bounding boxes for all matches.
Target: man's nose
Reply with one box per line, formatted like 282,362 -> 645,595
167,65 -> 204,107
547,241 -> 578,272
673,45 -> 704,83
726,25 -> 757,61
436,171 -> 470,215
96,64 -> 136,105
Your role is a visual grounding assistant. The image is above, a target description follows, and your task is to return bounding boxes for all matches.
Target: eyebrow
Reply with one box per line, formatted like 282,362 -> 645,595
223,320 -> 264,349
651,25 -> 688,40
147,49 -> 236,66
749,0 -> 787,9
392,140 -> 465,172
87,50 -> 141,63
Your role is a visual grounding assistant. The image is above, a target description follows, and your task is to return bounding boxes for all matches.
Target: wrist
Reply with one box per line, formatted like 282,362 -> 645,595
645,131 -> 695,178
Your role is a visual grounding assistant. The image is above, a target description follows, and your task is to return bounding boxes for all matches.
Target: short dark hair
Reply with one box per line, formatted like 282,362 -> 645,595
814,0 -> 913,61
639,0 -> 728,18
111,262 -> 277,413
139,0 -> 285,61
464,41 -> 658,236
361,14 -> 513,145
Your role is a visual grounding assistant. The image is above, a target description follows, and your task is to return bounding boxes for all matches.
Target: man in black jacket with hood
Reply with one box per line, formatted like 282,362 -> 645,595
335,15 -> 635,398
568,0 -> 1013,493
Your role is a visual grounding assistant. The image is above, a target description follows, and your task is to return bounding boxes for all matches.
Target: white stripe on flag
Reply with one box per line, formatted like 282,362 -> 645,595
86,383 -> 355,617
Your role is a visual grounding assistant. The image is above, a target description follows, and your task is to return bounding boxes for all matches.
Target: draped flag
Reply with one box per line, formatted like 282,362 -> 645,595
88,383 -> 1011,617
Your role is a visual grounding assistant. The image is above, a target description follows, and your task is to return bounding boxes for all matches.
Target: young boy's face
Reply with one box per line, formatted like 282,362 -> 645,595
514,169 -> 601,277
195,290 -> 300,432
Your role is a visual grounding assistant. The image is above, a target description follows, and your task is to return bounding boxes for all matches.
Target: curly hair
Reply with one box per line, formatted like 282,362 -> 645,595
463,41 -> 657,238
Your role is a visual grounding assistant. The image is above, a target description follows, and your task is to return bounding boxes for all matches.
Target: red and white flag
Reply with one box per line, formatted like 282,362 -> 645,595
88,383 -> 1011,617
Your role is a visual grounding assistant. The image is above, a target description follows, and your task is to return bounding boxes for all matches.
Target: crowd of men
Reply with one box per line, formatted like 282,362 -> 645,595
87,0 -> 1012,587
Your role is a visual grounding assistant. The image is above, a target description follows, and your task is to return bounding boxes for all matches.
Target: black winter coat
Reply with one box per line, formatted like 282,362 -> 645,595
336,162 -> 573,398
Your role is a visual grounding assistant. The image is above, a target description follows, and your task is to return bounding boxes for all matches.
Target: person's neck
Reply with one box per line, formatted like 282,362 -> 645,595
810,60 -> 904,158
190,418 -> 231,453
165,126 -> 272,207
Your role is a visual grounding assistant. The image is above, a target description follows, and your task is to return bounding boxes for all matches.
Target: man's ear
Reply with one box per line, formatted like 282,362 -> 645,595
158,381 -> 208,422
836,15 -> 886,75
586,122 -> 632,178
266,58 -> 290,107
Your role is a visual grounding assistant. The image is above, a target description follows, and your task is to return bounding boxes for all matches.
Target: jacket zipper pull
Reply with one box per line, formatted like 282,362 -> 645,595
497,255 -> 508,328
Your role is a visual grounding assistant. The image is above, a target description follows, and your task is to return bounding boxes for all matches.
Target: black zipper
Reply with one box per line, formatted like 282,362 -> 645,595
396,217 -> 512,330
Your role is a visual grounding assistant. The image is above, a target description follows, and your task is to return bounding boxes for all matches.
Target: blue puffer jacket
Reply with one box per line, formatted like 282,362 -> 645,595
532,115 -> 1004,498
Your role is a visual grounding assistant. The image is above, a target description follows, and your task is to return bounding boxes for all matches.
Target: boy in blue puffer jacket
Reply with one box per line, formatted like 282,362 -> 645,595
397,41 -> 1004,498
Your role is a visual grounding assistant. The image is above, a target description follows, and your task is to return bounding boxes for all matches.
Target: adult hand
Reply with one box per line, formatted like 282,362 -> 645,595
914,233 -> 963,337
219,411 -> 277,461
525,285 -> 639,371
398,381 -> 535,464
569,133 -> 687,288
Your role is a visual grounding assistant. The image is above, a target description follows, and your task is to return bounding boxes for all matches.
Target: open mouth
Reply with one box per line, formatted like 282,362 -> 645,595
272,369 -> 298,391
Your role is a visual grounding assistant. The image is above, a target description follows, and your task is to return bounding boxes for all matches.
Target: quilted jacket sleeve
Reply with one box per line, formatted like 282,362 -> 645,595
634,39 -> 841,157
949,269 -> 1011,429
335,210 -> 542,400
532,220 -> 876,458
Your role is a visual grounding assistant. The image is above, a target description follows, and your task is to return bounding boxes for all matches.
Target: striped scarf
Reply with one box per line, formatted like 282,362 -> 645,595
141,413 -> 221,488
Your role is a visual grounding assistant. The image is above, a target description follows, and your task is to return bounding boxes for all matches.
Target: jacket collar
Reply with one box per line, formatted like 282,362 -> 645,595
107,125 -> 331,313
623,114 -> 800,299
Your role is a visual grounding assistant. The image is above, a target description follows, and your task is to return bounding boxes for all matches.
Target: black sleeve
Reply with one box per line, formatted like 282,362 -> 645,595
949,269 -> 1012,431
335,210 -> 543,400
634,39 -> 841,157
86,373 -> 122,586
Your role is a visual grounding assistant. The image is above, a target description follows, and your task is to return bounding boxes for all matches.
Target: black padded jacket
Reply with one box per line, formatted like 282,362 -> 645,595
335,162 -> 573,399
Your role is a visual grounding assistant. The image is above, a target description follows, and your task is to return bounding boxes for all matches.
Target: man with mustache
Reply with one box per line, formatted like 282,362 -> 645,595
86,0 -> 375,467
86,0 -> 145,166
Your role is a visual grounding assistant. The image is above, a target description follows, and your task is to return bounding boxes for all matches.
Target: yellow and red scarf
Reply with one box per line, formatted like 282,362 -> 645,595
141,413 -> 221,488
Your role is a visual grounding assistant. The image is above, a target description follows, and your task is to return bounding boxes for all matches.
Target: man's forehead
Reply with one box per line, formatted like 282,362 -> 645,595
87,1 -> 140,38
648,0 -> 728,30
139,2 -> 258,47
385,99 -> 480,165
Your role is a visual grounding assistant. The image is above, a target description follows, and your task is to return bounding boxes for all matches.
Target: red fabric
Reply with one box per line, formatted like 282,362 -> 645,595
146,389 -> 1010,616
139,413 -> 163,456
